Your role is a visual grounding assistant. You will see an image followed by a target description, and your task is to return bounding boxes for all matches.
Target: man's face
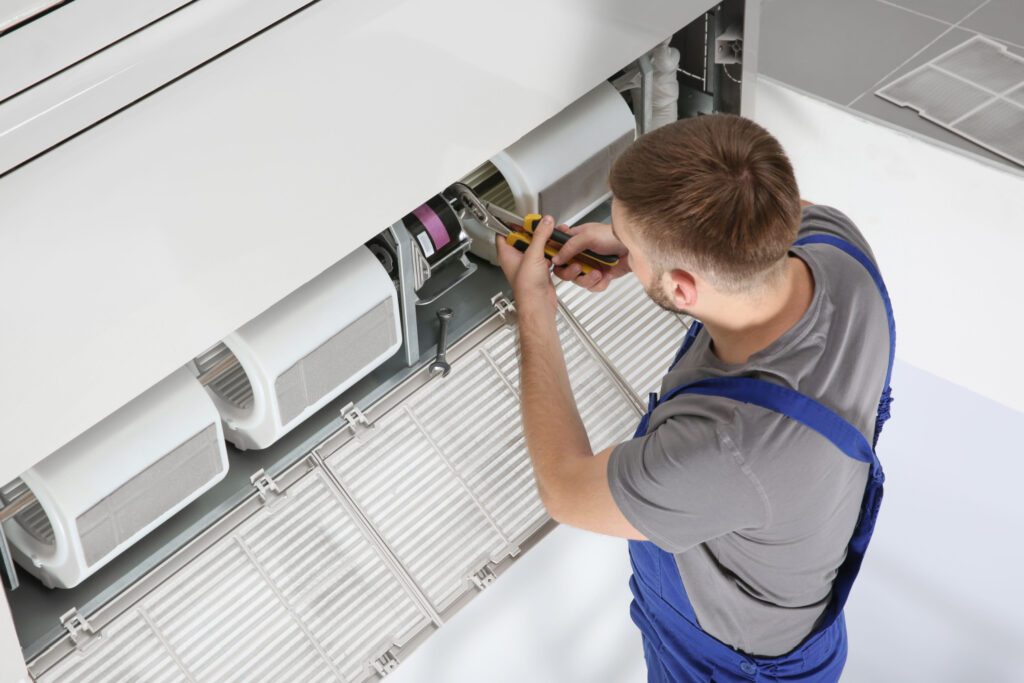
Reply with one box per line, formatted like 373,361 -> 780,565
611,200 -> 681,313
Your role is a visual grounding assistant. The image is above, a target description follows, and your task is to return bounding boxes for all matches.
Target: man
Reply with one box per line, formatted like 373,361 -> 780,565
496,114 -> 893,682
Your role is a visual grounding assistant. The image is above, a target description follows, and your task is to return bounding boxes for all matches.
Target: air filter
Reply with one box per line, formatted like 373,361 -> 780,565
201,245 -> 401,450
2,368 -> 228,589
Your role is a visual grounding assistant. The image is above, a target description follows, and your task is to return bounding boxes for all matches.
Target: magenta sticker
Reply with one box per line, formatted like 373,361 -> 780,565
412,203 -> 451,250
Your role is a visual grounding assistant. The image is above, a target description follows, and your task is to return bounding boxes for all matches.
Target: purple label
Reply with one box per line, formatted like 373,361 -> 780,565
412,204 -> 451,250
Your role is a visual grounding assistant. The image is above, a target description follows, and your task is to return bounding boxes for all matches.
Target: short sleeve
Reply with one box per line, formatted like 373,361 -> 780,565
607,410 -> 767,553
798,205 -> 878,265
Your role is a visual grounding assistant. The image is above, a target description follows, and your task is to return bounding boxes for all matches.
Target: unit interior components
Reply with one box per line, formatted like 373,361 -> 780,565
390,193 -> 478,307
3,368 -> 228,590
876,35 -> 1024,168
401,195 -> 468,269
201,245 -> 403,451
489,80 -> 637,229
26,260 -> 695,680
0,479 -> 50,589
192,342 -> 253,411
673,1 -> 749,119
451,162 -> 517,266
367,236 -> 399,285
0,480 -> 53,548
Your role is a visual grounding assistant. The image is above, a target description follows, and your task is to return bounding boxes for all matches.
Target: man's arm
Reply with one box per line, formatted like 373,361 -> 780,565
496,216 -> 645,540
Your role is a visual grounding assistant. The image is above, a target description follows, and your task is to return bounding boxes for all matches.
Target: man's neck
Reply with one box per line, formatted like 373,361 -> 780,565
701,257 -> 815,365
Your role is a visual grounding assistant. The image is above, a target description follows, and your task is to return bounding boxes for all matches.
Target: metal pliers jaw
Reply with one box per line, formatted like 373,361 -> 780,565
448,182 -> 514,237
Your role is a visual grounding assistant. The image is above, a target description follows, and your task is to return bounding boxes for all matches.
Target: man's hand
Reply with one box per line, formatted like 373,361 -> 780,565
496,215 -> 559,315
551,222 -> 631,292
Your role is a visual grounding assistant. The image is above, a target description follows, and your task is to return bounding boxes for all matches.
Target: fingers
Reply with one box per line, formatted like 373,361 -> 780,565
553,262 -> 584,282
552,262 -> 609,291
495,233 -> 521,282
525,216 -> 556,263
580,268 -> 604,291
551,231 -> 594,266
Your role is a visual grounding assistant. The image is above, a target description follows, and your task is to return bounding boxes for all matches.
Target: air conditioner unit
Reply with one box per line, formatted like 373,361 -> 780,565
0,368 -> 229,589
197,245 -> 402,450
464,80 -> 637,264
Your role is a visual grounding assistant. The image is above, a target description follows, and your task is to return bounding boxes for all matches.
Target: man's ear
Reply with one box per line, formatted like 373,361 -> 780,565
666,269 -> 698,309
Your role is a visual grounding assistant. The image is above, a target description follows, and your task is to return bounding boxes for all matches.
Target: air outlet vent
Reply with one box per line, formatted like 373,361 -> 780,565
194,342 -> 253,410
0,478 -> 54,547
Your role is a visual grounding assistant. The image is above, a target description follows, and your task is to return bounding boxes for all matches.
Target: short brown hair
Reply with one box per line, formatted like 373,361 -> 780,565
609,114 -> 801,290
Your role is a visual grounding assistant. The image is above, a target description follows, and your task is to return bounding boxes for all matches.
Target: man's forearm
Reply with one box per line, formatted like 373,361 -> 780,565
516,302 -> 593,510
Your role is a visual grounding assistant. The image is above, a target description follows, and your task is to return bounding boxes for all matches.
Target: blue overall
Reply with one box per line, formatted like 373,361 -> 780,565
627,235 -> 895,682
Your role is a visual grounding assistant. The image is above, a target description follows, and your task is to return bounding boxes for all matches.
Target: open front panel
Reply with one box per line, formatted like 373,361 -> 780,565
36,609 -> 188,682
40,470 -> 431,683
325,312 -> 637,614
30,272 -> 687,681
557,277 -> 691,400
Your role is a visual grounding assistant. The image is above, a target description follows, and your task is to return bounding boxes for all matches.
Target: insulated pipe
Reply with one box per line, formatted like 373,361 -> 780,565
650,40 -> 681,130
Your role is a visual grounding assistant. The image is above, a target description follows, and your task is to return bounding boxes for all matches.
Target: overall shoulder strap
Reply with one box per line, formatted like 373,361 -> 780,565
793,234 -> 896,390
668,320 -> 704,370
794,233 -> 896,445
659,377 -> 875,464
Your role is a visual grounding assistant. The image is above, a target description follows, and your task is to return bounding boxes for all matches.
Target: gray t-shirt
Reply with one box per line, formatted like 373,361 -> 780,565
608,205 -> 889,657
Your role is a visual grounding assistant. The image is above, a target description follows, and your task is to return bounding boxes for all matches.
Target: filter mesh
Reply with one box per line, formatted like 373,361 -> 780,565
934,38 -> 1024,94
557,276 -> 690,400
276,297 -> 397,426
77,424 -> 224,567
231,472 -> 430,681
1008,84 -> 1024,107
876,66 -> 992,124
47,470 -> 430,682
954,98 -> 1024,167
37,610 -> 188,683
326,311 -> 637,612
876,36 -> 1024,166
327,407 -> 510,612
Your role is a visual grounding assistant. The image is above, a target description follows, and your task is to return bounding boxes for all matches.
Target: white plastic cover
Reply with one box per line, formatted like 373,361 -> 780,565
6,368 -> 228,589
208,246 -> 401,450
491,80 -> 637,225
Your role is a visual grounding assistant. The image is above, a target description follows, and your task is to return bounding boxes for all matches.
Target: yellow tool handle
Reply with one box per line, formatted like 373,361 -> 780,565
505,232 -> 598,275
519,214 -> 620,271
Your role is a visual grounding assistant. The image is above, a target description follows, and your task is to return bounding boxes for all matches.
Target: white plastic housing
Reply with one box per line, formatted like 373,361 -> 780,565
466,81 -> 637,265
492,80 -> 637,225
208,246 -> 401,450
4,368 -> 228,589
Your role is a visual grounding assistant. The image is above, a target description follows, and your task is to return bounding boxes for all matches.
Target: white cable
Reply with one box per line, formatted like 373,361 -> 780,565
650,40 -> 680,130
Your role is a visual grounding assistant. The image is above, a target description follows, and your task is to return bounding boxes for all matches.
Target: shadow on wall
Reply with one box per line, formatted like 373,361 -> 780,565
844,360 -> 1024,683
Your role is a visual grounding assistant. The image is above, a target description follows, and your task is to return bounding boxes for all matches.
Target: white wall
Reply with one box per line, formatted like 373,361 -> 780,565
756,77 -> 1024,414
844,360 -> 1024,683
